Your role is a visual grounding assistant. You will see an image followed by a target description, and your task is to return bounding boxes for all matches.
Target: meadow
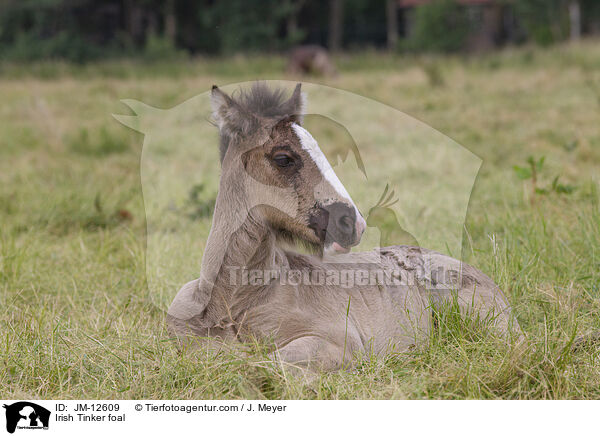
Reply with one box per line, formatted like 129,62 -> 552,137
1,41 -> 599,399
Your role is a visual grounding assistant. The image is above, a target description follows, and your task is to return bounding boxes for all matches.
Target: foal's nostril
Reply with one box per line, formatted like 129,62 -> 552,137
312,201 -> 359,248
338,215 -> 354,234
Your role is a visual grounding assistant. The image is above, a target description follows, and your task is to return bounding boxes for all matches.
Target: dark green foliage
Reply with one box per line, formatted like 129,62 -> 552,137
513,155 -> 545,181
405,0 -> 469,53
513,156 -> 577,202
0,0 -> 308,60
0,0 -> 133,62
581,0 -> 600,33
343,0 -> 387,48
142,35 -> 186,62
514,0 -> 569,46
1,0 -> 598,61
3,31 -> 102,63
208,0 -> 304,54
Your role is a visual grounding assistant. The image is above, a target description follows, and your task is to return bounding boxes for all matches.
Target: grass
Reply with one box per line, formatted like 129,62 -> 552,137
1,40 -> 599,399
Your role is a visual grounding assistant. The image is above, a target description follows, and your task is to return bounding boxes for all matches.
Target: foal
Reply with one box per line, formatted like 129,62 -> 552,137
167,82 -> 521,371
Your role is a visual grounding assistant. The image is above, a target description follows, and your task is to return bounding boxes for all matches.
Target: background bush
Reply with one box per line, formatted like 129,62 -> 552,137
1,0 -> 600,61
405,0 -> 470,53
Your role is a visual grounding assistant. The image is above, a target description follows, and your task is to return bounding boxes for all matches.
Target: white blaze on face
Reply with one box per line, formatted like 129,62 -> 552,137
292,123 -> 357,209
293,123 -> 367,255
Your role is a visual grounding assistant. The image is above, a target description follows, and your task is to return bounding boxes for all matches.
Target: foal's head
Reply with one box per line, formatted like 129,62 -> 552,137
211,82 -> 366,255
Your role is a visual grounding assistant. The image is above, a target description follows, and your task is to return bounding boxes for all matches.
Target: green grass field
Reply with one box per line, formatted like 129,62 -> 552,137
1,41 -> 599,399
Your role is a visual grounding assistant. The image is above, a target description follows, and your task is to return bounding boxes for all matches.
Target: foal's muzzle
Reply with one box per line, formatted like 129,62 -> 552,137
309,201 -> 366,253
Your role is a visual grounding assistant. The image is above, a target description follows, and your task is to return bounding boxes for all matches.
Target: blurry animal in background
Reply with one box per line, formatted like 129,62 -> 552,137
287,45 -> 337,76
367,184 -> 419,248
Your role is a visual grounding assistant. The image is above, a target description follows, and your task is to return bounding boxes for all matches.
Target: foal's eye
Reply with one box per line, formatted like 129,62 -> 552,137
272,153 -> 294,168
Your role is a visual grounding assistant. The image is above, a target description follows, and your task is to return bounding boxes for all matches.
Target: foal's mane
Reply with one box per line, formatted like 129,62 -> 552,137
212,82 -> 304,162
234,82 -> 303,121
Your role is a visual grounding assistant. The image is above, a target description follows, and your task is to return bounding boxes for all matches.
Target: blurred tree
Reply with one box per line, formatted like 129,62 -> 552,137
581,0 -> 600,35
514,0 -> 569,45
386,0 -> 398,49
205,0 -> 304,53
285,0 -> 307,45
407,0 -> 469,53
164,0 -> 176,45
344,0 -> 386,48
0,0 -> 597,61
0,0 -> 163,62
328,0 -> 343,51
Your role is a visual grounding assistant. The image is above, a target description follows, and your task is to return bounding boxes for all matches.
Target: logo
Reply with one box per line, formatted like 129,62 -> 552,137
2,402 -> 50,434
114,80 -> 482,311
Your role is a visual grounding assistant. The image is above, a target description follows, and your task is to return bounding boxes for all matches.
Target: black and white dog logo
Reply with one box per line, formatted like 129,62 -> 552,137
3,402 -> 50,434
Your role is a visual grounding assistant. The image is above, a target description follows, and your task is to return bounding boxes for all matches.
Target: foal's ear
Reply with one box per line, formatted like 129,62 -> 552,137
210,85 -> 258,136
281,83 -> 305,125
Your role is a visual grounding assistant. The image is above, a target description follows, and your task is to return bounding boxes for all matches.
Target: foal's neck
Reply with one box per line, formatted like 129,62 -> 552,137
199,191 -> 286,324
219,209 -> 284,285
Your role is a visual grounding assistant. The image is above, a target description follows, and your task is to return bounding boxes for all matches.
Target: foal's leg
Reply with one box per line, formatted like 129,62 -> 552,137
270,336 -> 359,372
